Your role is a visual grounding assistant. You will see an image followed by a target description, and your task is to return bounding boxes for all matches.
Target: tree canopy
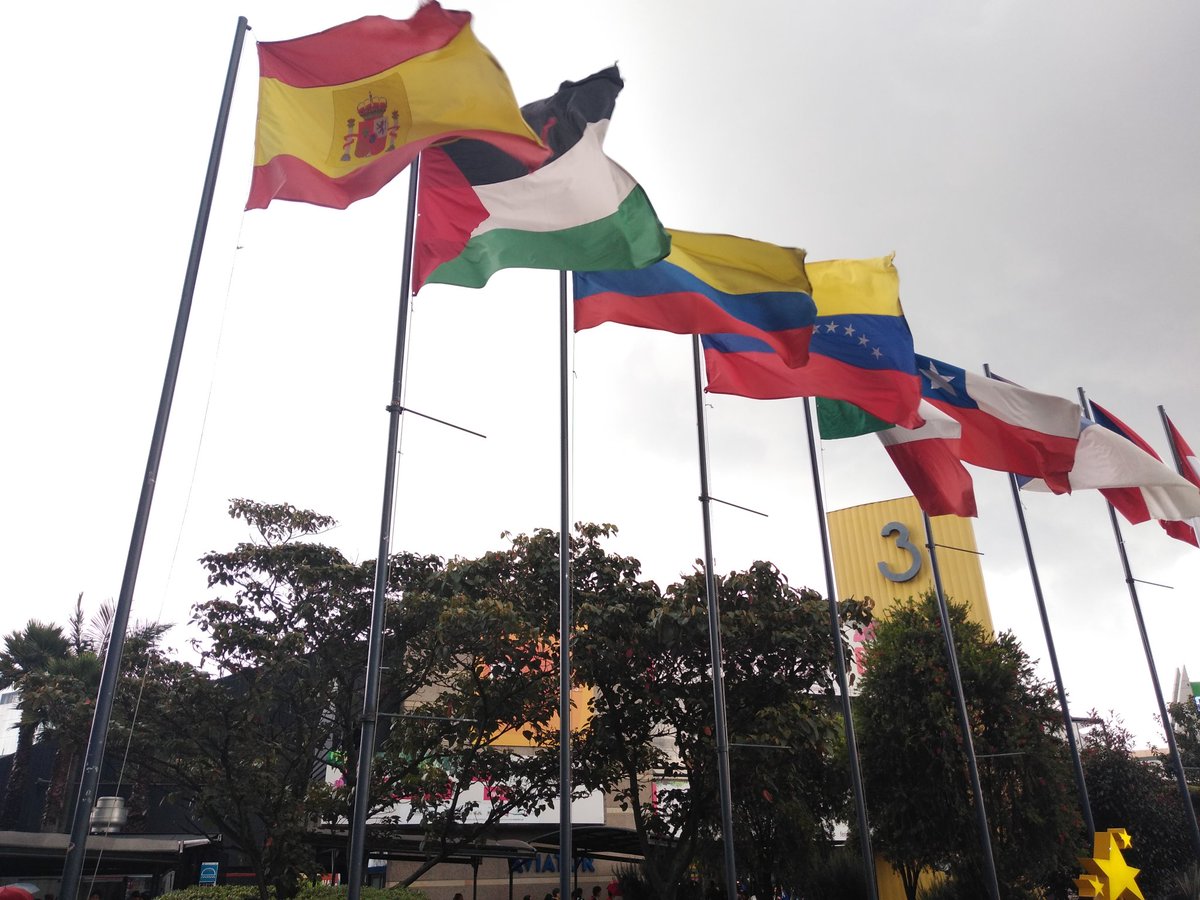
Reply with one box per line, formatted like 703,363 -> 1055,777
1081,711 -> 1195,897
574,546 -> 870,899
0,618 -> 71,828
117,501 -> 558,897
854,593 -> 1081,900
13,502 -> 1142,900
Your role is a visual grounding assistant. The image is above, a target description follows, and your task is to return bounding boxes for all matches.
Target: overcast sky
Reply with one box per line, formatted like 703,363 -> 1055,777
2,1 -> 1198,749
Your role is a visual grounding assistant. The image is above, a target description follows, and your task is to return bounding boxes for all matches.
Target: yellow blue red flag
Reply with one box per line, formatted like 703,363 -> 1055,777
573,229 -> 817,368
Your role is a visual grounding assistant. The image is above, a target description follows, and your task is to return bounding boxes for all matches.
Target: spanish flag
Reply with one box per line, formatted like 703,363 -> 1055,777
248,3 -> 548,210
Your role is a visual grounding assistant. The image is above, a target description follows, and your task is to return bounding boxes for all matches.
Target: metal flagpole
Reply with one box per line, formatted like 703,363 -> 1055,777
690,336 -> 739,900
557,271 -> 574,899
1159,404 -> 1200,546
347,158 -> 422,900
1080,389 -> 1200,859
920,512 -> 1001,900
1160,406 -> 1184,473
800,399 -> 879,900
984,364 -> 1094,836
60,18 -> 250,900
997,468 -> 1096,835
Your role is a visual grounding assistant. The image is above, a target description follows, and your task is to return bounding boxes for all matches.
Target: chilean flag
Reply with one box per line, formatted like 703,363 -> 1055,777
916,356 -> 1080,490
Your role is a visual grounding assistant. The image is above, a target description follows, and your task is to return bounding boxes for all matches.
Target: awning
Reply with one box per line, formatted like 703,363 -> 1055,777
0,831 -> 218,877
528,825 -> 656,862
307,826 -> 536,864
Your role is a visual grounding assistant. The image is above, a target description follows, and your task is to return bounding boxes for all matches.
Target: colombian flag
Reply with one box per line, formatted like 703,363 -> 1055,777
248,3 -> 547,210
573,230 -> 817,369
701,256 -> 924,429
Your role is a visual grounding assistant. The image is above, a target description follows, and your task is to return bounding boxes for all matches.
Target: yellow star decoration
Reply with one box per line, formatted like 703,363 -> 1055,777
1075,828 -> 1145,899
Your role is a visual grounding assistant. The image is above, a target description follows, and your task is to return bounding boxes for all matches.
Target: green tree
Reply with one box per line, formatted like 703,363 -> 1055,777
854,594 -> 1081,900
574,547 -> 868,900
352,525 -> 564,886
131,502 -> 564,898
131,499 -> 425,900
1080,712 -> 1194,896
693,566 -> 867,899
1169,698 -> 1200,785
0,619 -> 71,828
5,594 -> 171,833
33,647 -> 102,831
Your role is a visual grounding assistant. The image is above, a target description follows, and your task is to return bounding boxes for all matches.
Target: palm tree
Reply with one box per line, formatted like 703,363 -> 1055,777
34,650 -> 103,831
0,618 -> 71,828
0,595 -> 172,832
34,596 -> 171,831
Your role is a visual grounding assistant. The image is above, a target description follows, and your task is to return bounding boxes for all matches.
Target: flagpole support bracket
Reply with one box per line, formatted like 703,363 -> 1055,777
705,496 -> 763,518
386,404 -> 487,439
1132,578 -> 1174,590
931,542 -> 984,556
705,495 -> 769,518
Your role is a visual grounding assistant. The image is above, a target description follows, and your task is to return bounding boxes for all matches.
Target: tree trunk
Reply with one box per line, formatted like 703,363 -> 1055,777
253,856 -> 272,900
126,771 -> 150,833
41,744 -> 76,832
897,862 -> 921,900
0,722 -> 36,828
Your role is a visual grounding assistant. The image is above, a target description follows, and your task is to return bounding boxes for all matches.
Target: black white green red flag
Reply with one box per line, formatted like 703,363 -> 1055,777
413,66 -> 669,290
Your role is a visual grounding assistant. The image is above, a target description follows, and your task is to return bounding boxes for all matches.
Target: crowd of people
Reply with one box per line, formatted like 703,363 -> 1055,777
514,878 -> 621,900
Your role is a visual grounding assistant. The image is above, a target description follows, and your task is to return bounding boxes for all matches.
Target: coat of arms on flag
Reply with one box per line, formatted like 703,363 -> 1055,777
339,92 -> 403,161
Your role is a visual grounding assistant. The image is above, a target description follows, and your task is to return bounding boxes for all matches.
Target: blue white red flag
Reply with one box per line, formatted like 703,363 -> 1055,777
916,356 -> 1080,490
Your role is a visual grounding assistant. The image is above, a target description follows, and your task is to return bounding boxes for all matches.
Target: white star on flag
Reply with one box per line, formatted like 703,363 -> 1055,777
920,361 -> 958,397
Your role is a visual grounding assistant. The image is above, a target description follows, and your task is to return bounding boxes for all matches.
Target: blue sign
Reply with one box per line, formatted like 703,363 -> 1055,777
199,862 -> 219,885
510,854 -> 595,874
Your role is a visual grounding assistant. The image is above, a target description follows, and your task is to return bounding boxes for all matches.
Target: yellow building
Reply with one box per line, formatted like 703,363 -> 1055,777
827,496 -> 993,900
828,495 -> 993,631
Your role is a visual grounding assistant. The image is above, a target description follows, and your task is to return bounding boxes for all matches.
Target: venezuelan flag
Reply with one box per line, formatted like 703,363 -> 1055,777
573,229 -> 817,368
248,3 -> 547,210
702,256 -> 924,428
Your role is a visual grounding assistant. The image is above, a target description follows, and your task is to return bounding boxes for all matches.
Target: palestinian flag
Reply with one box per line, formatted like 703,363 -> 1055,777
413,66 -> 670,290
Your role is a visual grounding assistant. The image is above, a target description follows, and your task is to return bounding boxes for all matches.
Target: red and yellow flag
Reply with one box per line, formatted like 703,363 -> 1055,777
248,3 -> 548,210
